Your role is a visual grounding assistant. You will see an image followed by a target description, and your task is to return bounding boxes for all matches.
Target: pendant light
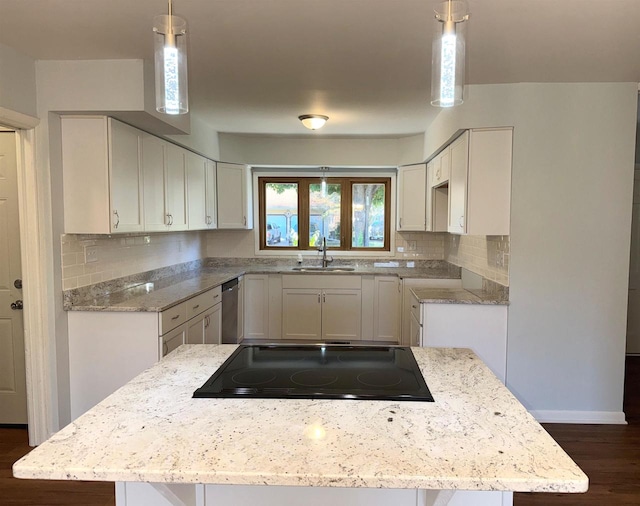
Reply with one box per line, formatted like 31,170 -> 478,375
154,0 -> 189,115
431,0 -> 469,108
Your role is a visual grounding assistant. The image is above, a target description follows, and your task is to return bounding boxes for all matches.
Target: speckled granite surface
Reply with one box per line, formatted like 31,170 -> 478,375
411,287 -> 509,305
13,345 -> 586,492
64,259 -> 463,312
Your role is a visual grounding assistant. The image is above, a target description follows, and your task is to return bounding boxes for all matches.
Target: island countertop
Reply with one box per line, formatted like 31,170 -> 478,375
13,345 -> 586,493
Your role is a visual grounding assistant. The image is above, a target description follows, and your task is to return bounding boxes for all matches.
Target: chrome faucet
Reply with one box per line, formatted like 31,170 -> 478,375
318,237 -> 333,268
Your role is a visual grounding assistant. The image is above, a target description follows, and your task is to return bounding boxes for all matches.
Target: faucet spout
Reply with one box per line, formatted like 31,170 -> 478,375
321,237 -> 333,268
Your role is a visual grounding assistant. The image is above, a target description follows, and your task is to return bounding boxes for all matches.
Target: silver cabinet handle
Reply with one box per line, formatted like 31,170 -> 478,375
166,213 -> 171,226
459,215 -> 464,227
243,216 -> 247,226
171,314 -> 180,321
213,294 -> 219,299
206,215 -> 211,225
317,293 -> 321,303
193,304 -> 200,310
412,305 -> 418,309
170,214 -> 174,225
399,217 -> 403,229
323,292 -> 326,303
113,210 -> 120,229
204,316 -> 210,328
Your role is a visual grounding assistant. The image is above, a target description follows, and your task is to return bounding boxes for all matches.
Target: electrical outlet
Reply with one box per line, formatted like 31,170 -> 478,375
407,240 -> 417,251
84,245 -> 98,264
144,236 -> 151,245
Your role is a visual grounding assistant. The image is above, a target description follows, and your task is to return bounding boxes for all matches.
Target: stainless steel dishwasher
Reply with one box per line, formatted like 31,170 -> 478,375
221,278 -> 239,343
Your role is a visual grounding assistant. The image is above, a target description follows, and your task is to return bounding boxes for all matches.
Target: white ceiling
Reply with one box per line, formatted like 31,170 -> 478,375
1,0 -> 639,136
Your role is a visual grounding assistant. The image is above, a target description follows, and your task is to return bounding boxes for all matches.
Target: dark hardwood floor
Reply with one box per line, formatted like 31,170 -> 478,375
1,357 -> 639,505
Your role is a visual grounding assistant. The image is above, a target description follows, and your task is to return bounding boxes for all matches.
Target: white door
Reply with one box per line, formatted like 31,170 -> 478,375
244,275 -> 269,339
217,163 -> 247,228
186,314 -> 206,344
448,131 -> 469,234
397,164 -> 426,231
142,133 -> 168,231
627,164 -> 640,354
282,289 -> 322,340
0,132 -> 27,424
186,151 -> 208,230
165,143 -> 188,230
321,289 -> 362,341
108,119 -> 144,233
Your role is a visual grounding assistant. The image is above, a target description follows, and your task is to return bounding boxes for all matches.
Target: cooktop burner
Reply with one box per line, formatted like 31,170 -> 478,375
193,345 -> 434,402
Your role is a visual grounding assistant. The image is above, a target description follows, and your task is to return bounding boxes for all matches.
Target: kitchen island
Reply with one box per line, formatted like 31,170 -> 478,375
13,345 -> 586,506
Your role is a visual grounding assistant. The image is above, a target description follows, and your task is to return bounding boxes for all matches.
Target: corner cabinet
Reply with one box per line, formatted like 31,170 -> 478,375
448,128 -> 513,235
397,163 -> 427,231
217,162 -> 253,229
62,116 -> 144,234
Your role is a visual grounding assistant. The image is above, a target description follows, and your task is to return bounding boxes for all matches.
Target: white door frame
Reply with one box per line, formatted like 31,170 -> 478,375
1,106 -> 56,445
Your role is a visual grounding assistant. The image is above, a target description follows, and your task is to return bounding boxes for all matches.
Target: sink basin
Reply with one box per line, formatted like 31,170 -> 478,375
291,266 -> 356,272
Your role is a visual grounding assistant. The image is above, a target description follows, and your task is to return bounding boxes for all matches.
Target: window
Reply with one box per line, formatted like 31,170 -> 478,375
258,177 -> 391,251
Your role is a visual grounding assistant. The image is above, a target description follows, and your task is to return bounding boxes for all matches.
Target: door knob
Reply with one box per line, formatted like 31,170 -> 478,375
14,279 -> 22,289
11,300 -> 23,310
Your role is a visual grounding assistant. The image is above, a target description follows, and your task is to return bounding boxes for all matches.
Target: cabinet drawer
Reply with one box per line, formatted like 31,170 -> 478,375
186,286 -> 222,320
282,274 -> 361,290
159,302 -> 187,335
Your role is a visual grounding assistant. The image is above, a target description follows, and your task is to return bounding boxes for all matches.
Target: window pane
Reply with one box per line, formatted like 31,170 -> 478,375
309,182 -> 341,248
352,183 -> 385,248
265,183 -> 298,247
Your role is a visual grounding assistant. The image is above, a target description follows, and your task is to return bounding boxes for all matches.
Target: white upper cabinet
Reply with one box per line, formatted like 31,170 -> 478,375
217,162 -> 253,229
448,128 -> 513,236
141,133 -> 168,232
186,151 -> 208,230
205,160 -> 218,229
62,116 -> 144,234
397,163 -> 427,231
165,144 -> 188,231
448,131 -> 470,234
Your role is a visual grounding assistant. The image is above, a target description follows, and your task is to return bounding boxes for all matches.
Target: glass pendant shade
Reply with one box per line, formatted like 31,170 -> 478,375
431,0 -> 468,108
154,13 -> 188,115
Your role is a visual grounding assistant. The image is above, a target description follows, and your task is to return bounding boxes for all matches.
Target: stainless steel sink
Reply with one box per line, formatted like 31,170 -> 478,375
291,266 -> 356,272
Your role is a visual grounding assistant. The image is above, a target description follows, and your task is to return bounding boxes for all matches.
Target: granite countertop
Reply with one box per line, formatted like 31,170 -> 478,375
65,262 -> 463,312
13,345 -> 586,492
411,287 -> 509,305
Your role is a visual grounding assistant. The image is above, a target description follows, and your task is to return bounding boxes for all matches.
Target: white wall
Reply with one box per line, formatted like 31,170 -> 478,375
0,43 -> 37,118
219,134 -> 423,166
427,83 -> 638,421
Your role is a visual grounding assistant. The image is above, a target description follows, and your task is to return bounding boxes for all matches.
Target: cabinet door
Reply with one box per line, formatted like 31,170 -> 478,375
161,323 -> 186,358
282,289 -> 322,340
186,151 -> 208,230
410,312 -> 422,347
448,131 -> 470,234
205,160 -> 218,229
142,133 -> 168,231
186,313 -> 206,344
244,274 -> 269,339
204,304 -> 222,345
165,143 -> 188,230
397,164 -> 426,231
373,277 -> 400,342
322,289 -> 362,341
108,119 -> 144,233
217,163 -> 250,229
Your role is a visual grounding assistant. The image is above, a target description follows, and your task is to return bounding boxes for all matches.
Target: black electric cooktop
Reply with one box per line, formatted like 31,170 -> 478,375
193,345 -> 434,402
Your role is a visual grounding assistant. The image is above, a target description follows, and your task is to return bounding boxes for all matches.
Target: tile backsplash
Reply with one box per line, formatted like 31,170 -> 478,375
445,235 -> 510,286
61,232 -> 206,290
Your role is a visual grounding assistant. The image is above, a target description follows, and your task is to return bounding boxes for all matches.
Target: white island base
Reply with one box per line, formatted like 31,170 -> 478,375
117,482 -> 512,506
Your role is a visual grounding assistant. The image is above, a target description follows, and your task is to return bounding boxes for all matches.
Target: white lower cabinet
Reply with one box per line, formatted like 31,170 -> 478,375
244,275 -> 270,339
281,275 -> 362,342
68,286 -> 223,420
421,303 -> 508,383
372,276 -> 401,342
401,278 -> 462,346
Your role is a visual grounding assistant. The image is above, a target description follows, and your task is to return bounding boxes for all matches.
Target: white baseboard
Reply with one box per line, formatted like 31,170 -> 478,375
530,410 -> 627,424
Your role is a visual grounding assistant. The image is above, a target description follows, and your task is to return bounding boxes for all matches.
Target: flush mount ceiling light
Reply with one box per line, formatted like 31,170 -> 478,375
299,115 -> 329,130
154,0 -> 189,115
431,0 -> 469,108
